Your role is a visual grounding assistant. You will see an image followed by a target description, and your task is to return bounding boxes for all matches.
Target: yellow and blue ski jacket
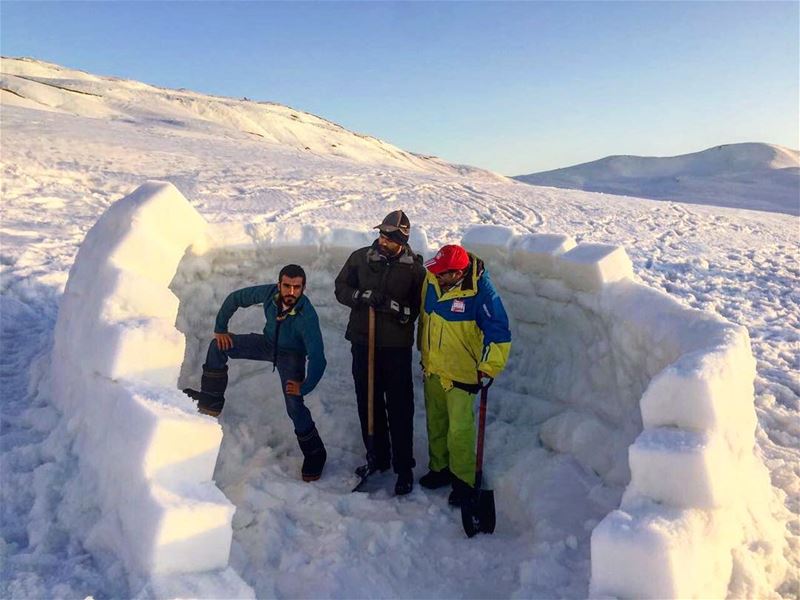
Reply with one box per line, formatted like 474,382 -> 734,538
418,253 -> 511,387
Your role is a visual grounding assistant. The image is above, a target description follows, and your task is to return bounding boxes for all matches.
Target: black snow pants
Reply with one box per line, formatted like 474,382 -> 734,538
351,343 -> 416,474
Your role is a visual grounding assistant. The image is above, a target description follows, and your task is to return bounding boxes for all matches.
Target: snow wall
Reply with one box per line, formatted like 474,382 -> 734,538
53,182 -> 779,598
51,182 -> 238,581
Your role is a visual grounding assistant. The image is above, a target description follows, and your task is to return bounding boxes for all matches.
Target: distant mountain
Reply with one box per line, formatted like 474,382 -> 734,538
514,143 -> 800,215
0,56 -> 504,181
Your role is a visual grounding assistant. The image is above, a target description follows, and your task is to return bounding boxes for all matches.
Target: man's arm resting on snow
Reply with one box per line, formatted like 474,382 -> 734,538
298,309 -> 327,396
213,285 -> 273,333
475,275 -> 512,378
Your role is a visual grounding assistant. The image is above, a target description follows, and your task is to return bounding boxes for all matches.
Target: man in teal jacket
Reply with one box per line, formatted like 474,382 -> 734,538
184,264 -> 328,482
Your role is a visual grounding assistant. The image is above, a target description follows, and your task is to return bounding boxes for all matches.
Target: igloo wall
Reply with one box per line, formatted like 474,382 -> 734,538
51,182 -> 236,578
462,225 -> 768,599
53,182 -> 775,598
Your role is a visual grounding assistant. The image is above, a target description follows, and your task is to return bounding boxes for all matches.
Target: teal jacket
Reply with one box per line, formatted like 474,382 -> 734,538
214,284 -> 326,396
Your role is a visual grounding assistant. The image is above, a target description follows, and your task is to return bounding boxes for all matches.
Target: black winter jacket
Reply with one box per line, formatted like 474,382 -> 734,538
334,241 -> 426,348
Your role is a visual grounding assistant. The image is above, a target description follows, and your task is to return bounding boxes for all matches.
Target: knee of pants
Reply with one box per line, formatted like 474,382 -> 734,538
285,394 -> 311,422
205,339 -> 228,368
447,421 -> 475,449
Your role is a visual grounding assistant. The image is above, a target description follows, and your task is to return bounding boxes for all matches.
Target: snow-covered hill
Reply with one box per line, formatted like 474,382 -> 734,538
0,57 -> 503,180
514,143 -> 800,216
1,58 -> 797,599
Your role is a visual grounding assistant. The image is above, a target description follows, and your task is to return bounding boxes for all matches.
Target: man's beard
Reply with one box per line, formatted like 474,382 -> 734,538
281,294 -> 297,306
377,243 -> 399,257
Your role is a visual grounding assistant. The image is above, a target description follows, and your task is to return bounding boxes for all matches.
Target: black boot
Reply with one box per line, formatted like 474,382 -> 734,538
419,467 -> 453,489
394,469 -> 414,496
297,427 -> 327,482
183,365 -> 228,417
448,477 -> 473,507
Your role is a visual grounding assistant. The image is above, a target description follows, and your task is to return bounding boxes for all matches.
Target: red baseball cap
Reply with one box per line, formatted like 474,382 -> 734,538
424,245 -> 470,274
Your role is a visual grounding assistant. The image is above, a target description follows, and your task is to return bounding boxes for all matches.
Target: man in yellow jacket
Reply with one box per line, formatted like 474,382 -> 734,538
417,244 -> 512,506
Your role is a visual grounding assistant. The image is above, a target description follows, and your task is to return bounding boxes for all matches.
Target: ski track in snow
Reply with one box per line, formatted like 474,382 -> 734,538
1,101 -> 798,599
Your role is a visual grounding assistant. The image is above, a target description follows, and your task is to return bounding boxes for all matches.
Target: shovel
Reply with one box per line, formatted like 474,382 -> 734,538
353,306 -> 378,492
461,379 -> 496,537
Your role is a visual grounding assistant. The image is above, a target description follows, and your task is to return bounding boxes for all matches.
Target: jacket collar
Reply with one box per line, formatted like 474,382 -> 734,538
271,288 -> 306,316
429,253 -> 484,300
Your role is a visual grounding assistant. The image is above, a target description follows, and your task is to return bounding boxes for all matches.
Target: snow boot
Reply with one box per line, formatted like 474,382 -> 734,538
183,365 -> 228,417
297,427 -> 327,482
448,477 -> 472,508
419,467 -> 453,489
394,469 -> 414,496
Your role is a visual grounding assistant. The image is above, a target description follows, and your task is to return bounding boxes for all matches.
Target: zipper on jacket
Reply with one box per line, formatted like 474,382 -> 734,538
426,311 -> 432,349
272,316 -> 281,372
272,301 -> 291,371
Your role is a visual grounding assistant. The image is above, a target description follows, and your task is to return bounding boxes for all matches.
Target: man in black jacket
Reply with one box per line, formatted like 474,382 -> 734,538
334,210 -> 426,495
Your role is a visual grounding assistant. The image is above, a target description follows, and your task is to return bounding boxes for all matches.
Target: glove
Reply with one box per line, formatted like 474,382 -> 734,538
478,371 -> 493,388
353,289 -> 385,308
387,299 -> 411,323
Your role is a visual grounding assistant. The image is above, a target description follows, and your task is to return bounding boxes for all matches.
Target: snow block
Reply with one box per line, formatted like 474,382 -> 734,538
590,505 -> 733,599
89,316 -> 185,386
322,228 -> 374,264
106,230 -> 190,286
600,280 -> 734,376
148,568 -> 256,600
461,224 -> 515,262
120,385 -> 224,485
96,270 -> 181,322
539,410 -> 631,485
640,326 -> 757,452
121,482 -> 234,575
250,222 -> 322,263
625,428 -> 733,508
511,233 -> 576,277
408,225 -> 431,259
69,181 -> 208,288
557,243 -> 633,292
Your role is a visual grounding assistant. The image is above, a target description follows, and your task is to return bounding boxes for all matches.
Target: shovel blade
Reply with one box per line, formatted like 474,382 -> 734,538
352,465 -> 375,492
351,453 -> 380,492
461,488 -> 496,537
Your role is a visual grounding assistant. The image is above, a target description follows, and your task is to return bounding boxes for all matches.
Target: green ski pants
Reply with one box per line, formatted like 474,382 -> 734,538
424,374 -> 476,486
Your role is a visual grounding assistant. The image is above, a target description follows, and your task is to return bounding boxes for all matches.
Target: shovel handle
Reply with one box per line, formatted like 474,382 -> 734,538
367,306 -> 375,437
474,383 -> 489,490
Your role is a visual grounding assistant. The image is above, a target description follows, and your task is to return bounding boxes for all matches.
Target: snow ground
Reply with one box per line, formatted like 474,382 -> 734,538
1,59 -> 798,598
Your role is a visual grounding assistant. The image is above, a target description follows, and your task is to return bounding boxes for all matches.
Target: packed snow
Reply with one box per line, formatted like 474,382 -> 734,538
514,143 -> 800,216
1,57 -> 798,599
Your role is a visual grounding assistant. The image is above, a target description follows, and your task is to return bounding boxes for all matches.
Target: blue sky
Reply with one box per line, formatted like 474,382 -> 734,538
2,1 -> 797,174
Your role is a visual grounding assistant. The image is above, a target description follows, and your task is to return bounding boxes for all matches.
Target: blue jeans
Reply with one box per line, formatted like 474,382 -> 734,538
204,333 -> 313,434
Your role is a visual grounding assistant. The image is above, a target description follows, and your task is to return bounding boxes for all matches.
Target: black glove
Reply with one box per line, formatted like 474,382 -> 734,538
387,299 -> 412,323
353,289 -> 386,308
